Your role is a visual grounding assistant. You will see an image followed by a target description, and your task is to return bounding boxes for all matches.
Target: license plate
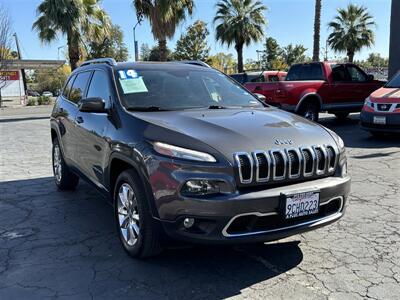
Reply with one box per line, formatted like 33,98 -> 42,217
373,116 -> 386,125
284,191 -> 320,219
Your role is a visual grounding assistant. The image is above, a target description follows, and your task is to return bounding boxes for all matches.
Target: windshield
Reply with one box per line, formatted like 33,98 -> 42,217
385,72 -> 400,88
115,67 -> 263,110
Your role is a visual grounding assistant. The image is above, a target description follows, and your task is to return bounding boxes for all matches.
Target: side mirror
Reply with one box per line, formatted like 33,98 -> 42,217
254,93 -> 266,102
367,74 -> 374,81
78,97 -> 107,113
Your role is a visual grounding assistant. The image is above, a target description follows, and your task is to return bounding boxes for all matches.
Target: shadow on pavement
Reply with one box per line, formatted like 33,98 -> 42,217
319,113 -> 400,149
0,177 -> 303,299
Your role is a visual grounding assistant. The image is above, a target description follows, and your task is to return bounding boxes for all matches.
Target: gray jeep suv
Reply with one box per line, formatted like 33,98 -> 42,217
50,58 -> 350,258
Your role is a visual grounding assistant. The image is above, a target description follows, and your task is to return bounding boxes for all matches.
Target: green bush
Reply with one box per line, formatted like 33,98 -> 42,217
26,98 -> 36,106
37,96 -> 51,105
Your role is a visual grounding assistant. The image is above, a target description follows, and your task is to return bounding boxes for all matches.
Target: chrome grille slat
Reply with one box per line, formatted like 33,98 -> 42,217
234,144 -> 337,184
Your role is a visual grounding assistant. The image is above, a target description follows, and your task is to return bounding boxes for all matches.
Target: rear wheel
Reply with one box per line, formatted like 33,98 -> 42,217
298,101 -> 319,122
114,169 -> 163,258
52,138 -> 79,190
334,112 -> 350,120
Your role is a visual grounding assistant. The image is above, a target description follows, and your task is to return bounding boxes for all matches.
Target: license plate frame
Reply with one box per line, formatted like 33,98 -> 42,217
373,116 -> 386,125
282,191 -> 320,219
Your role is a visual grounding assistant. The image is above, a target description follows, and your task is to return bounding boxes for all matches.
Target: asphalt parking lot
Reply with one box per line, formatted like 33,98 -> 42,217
0,114 -> 399,300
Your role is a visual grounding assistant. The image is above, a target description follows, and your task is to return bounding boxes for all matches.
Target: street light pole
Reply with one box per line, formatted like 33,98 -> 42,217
133,17 -> 142,62
57,46 -> 64,60
13,33 -> 27,99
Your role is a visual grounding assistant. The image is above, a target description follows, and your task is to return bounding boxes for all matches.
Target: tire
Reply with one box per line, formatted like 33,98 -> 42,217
298,101 -> 319,122
334,112 -> 350,120
114,169 -> 163,258
52,138 -> 79,190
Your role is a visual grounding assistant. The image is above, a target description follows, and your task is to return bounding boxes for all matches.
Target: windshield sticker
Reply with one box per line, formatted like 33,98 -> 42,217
118,69 -> 139,79
119,77 -> 148,94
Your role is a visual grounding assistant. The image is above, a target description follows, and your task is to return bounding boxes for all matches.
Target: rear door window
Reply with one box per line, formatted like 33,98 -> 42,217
62,75 -> 75,99
69,71 -> 92,103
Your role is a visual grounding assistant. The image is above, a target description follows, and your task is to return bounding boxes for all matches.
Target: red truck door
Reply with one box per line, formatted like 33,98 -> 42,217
345,65 -> 381,102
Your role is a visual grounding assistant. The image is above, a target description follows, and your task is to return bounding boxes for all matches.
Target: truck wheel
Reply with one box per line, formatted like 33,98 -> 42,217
52,138 -> 79,190
298,102 -> 319,122
114,169 -> 163,258
334,112 -> 349,120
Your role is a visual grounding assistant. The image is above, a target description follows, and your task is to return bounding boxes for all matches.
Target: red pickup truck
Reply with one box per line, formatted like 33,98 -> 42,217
244,62 -> 385,121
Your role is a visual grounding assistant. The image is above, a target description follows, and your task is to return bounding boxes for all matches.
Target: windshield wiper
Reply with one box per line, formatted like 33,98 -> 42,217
126,106 -> 169,112
208,105 -> 227,109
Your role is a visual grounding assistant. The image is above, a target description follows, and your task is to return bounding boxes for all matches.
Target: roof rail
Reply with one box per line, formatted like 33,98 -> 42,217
80,58 -> 117,67
177,60 -> 212,68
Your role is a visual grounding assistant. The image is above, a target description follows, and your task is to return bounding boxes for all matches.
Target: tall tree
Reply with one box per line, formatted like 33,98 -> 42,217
327,4 -> 375,63
0,5 -> 13,61
282,44 -> 308,66
312,0 -> 321,61
174,20 -> 210,61
87,25 -> 129,61
133,0 -> 194,61
262,37 -> 282,69
33,0 -> 111,70
206,52 -> 237,73
214,0 -> 266,72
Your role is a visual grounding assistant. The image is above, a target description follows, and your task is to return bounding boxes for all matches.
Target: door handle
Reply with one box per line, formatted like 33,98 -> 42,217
76,116 -> 84,124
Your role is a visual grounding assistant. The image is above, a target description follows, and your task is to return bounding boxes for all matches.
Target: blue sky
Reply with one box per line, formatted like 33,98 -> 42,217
3,0 -> 390,62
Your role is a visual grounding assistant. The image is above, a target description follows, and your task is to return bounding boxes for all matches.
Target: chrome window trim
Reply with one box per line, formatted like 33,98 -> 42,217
234,152 -> 253,184
269,149 -> 287,181
301,146 -> 315,177
252,150 -> 271,182
285,148 -> 302,179
222,196 -> 344,237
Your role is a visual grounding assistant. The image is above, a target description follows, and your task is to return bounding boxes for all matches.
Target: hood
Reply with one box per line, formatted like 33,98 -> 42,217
370,87 -> 400,103
132,107 -> 335,160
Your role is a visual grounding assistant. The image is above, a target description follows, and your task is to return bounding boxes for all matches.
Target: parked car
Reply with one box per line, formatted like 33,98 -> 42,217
42,91 -> 53,97
230,70 -> 287,84
51,58 -> 350,258
244,62 -> 385,122
360,71 -> 400,136
26,89 -> 40,97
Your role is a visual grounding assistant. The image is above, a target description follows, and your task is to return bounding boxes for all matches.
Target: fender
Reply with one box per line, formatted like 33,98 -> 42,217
296,92 -> 323,112
106,150 -> 160,219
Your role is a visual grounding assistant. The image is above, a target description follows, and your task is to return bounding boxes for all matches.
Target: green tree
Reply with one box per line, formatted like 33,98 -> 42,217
134,0 -> 194,61
262,37 -> 282,69
328,4 -> 375,63
312,0 -> 322,61
214,0 -> 267,72
141,45 -> 173,61
87,25 -> 129,61
174,20 -> 210,61
33,65 -> 71,94
206,52 -> 237,73
282,44 -> 308,66
140,43 -> 151,61
33,0 -> 111,70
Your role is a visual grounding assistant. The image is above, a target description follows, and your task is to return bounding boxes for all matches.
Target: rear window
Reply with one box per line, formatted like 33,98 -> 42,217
286,64 -> 324,81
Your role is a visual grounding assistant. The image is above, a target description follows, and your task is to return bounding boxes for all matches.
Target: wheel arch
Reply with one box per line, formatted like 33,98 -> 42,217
295,93 -> 323,112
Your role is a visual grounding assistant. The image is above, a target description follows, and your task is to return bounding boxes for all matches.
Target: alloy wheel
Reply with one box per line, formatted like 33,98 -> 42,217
117,183 -> 140,246
53,144 -> 62,182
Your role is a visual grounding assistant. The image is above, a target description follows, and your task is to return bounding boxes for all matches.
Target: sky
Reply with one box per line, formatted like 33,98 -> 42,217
3,0 -> 391,63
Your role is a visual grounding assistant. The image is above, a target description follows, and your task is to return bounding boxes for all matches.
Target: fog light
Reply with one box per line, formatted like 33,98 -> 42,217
183,217 -> 195,228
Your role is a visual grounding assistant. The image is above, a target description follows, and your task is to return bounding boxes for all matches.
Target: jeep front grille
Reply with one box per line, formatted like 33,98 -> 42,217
234,145 -> 338,184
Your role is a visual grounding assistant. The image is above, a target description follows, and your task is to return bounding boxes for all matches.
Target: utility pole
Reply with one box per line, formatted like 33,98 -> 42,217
13,33 -> 27,97
57,46 -> 64,60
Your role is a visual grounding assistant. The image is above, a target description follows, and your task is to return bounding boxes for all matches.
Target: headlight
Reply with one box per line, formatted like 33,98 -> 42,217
181,179 -> 231,196
153,142 -> 217,162
325,128 -> 345,153
364,97 -> 374,109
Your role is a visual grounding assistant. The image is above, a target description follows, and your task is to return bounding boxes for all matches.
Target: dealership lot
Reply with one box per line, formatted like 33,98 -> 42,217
0,115 -> 399,299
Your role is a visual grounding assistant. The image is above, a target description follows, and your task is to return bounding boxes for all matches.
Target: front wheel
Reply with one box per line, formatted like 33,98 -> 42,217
298,102 -> 319,122
114,169 -> 163,258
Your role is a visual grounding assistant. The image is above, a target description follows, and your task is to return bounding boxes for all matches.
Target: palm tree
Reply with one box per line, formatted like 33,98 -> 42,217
312,0 -> 322,61
327,4 -> 375,63
134,0 -> 194,61
214,0 -> 266,72
33,0 -> 110,70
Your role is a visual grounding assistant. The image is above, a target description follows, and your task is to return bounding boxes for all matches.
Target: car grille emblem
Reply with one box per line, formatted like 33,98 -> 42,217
275,139 -> 293,145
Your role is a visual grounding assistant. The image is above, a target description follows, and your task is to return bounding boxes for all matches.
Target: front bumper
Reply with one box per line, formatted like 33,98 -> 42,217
360,110 -> 400,133
159,175 -> 351,244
